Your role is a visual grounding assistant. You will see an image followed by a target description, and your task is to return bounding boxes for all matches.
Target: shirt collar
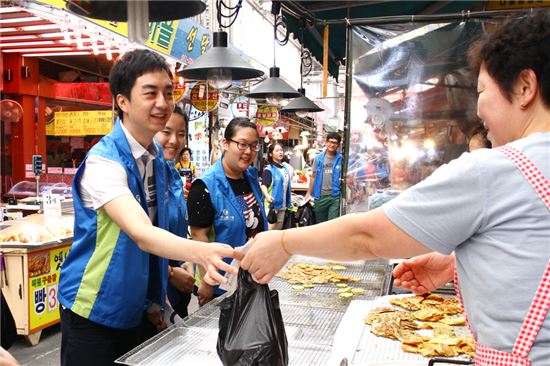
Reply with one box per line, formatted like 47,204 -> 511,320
120,121 -> 159,161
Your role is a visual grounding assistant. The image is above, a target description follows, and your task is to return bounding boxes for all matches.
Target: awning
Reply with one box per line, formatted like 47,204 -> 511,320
280,1 -> 486,80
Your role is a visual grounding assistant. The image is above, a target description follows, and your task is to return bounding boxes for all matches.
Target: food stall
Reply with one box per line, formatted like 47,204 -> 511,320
0,214 -> 73,345
115,256 -> 469,366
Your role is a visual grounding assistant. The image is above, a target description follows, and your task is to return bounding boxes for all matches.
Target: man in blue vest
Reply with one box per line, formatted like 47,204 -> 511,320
57,49 -> 239,366
305,132 -> 343,223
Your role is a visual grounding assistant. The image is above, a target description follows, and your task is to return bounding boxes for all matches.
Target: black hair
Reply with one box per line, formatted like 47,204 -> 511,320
223,117 -> 258,139
469,11 -> 550,107
326,131 -> 341,144
181,147 -> 192,156
109,49 -> 173,120
267,142 -> 284,164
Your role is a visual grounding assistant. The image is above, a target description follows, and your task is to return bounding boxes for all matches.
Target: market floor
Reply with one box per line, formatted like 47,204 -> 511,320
10,296 -> 200,365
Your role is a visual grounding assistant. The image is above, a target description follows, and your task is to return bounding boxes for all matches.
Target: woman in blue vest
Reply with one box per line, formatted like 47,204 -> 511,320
154,107 -> 194,321
187,117 -> 267,305
261,142 -> 292,230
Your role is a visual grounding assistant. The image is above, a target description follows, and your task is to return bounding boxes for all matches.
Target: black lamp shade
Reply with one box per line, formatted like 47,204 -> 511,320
281,88 -> 324,113
178,32 -> 264,81
246,67 -> 303,99
67,0 -> 207,22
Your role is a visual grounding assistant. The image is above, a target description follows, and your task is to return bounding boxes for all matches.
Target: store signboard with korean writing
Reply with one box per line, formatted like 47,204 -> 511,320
46,111 -> 112,136
29,245 -> 71,331
38,0 -> 212,65
255,105 -> 279,126
231,96 -> 258,118
190,83 -> 219,112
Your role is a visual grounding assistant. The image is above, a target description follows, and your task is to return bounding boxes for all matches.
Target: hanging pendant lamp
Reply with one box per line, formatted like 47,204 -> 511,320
246,66 -> 302,106
281,88 -> 323,117
178,31 -> 264,89
67,0 -> 207,22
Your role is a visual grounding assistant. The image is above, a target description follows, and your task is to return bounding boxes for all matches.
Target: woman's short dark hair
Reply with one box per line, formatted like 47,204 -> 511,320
224,117 -> 258,139
181,147 -> 192,156
267,142 -> 283,164
172,106 -> 188,123
109,49 -> 173,120
468,11 -> 550,107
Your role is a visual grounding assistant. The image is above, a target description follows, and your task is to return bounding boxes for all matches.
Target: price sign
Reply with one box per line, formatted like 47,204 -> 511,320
42,193 -> 62,217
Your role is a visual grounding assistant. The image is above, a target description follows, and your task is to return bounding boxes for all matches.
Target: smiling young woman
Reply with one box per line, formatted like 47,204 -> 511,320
187,117 -> 267,306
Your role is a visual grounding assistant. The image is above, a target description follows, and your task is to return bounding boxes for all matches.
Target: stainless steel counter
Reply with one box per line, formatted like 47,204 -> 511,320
116,257 -> 391,366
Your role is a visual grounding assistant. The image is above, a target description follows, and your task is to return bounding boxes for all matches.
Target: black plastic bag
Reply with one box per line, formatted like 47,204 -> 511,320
297,202 -> 316,227
267,207 -> 278,224
217,269 -> 288,366
282,209 -> 295,230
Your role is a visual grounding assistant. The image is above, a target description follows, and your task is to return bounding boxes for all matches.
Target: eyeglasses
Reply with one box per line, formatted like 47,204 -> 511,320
227,138 -> 261,152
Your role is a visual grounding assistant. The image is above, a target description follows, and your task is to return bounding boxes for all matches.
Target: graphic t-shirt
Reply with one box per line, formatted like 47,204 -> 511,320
187,178 -> 264,240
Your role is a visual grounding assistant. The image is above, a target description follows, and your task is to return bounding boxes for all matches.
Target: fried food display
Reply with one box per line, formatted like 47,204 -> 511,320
364,293 -> 474,359
277,263 -> 360,285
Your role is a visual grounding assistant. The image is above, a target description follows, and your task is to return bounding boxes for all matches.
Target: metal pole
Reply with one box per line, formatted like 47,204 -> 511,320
340,18 -> 353,216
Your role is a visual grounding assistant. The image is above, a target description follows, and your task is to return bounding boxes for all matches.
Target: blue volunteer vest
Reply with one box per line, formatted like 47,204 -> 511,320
166,162 -> 190,307
265,163 -> 292,209
311,150 -> 343,200
58,120 -> 170,329
198,158 -> 267,295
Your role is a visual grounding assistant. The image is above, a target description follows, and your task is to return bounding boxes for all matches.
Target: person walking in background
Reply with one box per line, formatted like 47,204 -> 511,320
241,12 -> 550,365
187,117 -> 267,306
153,106 -> 195,321
261,142 -> 293,230
304,132 -> 343,223
57,49 -> 239,366
175,147 -> 198,198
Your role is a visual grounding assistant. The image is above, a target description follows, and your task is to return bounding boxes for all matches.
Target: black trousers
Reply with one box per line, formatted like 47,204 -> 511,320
60,307 -> 141,366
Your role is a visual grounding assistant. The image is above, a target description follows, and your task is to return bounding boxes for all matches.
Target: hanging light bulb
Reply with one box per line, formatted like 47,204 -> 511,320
207,68 -> 232,89
295,110 -> 309,118
266,94 -> 283,106
264,136 -> 270,143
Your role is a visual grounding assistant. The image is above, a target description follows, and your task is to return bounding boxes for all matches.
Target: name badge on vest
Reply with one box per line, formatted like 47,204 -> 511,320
220,209 -> 235,221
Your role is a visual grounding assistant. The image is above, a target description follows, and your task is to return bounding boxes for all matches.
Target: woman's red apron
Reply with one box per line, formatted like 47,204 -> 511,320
454,145 -> 550,366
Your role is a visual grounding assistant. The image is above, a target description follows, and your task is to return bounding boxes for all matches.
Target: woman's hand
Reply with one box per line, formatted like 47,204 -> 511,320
240,230 -> 291,284
392,252 -> 455,295
266,195 -> 274,203
169,265 -> 195,293
0,347 -> 19,366
198,243 -> 243,286
197,282 -> 214,305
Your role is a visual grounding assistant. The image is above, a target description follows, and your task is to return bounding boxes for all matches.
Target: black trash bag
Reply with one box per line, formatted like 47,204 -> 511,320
267,207 -> 278,224
282,209 -> 296,230
217,269 -> 288,366
297,202 -> 316,227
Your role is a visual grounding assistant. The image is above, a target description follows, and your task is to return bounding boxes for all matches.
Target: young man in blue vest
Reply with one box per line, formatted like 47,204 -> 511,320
305,132 -> 343,223
57,49 -> 239,366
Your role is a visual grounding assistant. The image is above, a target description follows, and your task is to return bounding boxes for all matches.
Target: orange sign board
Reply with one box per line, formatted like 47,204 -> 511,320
190,83 -> 219,112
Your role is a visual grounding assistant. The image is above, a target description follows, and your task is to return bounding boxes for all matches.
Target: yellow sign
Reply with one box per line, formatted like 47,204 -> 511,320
190,83 -> 219,112
486,1 -> 550,10
173,82 -> 186,102
29,245 -> 71,331
255,106 -> 279,126
46,110 -> 113,136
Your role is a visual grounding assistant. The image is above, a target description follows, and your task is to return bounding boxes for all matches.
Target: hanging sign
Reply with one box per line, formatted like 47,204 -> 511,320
173,81 -> 187,102
230,96 -> 258,118
190,83 -> 219,112
255,105 -> 279,126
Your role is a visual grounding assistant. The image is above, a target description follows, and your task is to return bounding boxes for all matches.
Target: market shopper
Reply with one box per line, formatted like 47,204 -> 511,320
261,142 -> 293,230
241,12 -> 550,365
154,106 -> 195,320
468,124 -> 492,151
58,49 -> 240,366
175,147 -> 198,197
304,132 -> 343,223
187,117 -> 267,305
